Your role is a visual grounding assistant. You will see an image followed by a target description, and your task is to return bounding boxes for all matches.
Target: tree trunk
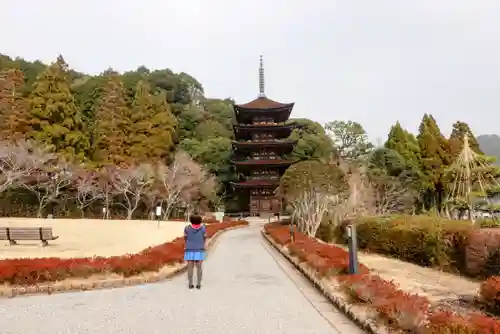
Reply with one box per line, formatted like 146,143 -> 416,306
126,209 -> 133,220
36,204 -> 43,218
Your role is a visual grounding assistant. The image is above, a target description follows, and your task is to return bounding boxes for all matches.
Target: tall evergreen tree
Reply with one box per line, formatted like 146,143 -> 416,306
417,114 -> 451,210
27,55 -> 89,161
145,90 -> 177,161
385,121 -> 421,169
93,69 -> 132,166
0,69 -> 30,140
129,80 -> 155,162
448,121 -> 483,157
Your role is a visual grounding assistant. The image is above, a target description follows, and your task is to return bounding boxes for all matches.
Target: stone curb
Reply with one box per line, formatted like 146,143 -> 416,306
261,229 -> 388,334
0,224 -> 248,299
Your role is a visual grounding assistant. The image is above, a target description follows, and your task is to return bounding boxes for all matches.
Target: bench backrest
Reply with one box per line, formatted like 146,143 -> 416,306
0,227 -> 54,240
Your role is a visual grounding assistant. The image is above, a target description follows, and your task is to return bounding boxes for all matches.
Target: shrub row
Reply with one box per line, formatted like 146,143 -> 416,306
265,222 -> 500,333
0,220 -> 249,285
349,215 -> 500,278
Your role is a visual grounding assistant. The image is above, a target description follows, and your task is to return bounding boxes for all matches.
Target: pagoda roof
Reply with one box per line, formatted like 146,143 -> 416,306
232,179 -> 280,188
231,159 -> 296,168
232,140 -> 296,147
234,96 -> 294,110
233,123 -> 294,131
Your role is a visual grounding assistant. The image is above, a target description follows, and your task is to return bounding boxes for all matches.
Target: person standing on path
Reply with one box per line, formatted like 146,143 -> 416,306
184,215 -> 207,289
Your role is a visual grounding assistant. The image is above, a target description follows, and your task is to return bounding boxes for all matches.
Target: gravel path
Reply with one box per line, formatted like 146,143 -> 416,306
0,223 -> 363,334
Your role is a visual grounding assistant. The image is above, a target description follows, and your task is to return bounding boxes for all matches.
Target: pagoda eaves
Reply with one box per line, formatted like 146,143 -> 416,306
230,55 -> 297,215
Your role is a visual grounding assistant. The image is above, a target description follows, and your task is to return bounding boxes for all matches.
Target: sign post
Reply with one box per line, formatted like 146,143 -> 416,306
156,206 -> 162,227
289,221 -> 295,242
346,223 -> 359,274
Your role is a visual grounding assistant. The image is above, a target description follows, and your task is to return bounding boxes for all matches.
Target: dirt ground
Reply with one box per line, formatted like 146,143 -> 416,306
0,218 -> 186,259
355,249 -> 480,303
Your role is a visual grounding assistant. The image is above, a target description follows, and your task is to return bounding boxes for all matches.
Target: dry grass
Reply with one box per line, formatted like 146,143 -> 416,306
0,218 -> 186,259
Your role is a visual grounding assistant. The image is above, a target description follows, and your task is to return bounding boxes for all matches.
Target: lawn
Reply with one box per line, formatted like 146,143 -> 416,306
0,218 -> 186,259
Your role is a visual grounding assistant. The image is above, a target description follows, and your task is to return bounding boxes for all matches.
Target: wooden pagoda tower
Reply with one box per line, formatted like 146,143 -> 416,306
231,56 -> 297,215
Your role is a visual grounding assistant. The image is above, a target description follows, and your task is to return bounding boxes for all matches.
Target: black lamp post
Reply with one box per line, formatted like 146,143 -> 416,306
346,222 -> 359,274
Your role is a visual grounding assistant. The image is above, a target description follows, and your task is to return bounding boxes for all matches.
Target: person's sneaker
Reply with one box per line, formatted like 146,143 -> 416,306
196,284 -> 201,289
189,284 -> 194,289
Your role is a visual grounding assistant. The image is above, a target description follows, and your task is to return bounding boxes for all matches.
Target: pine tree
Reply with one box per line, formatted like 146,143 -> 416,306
27,55 -> 89,161
417,114 -> 451,210
145,90 -> 177,161
93,69 -> 132,166
0,69 -> 30,140
448,121 -> 483,157
385,121 -> 421,169
129,80 -> 155,162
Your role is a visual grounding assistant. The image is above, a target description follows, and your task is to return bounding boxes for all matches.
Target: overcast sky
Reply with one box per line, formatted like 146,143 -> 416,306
2,1 -> 500,142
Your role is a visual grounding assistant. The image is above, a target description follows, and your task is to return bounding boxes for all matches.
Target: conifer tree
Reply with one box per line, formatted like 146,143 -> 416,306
129,80 -> 155,162
417,114 -> 451,210
385,121 -> 421,170
0,69 -> 30,140
448,121 -> 483,157
93,69 -> 132,166
146,90 -> 177,161
27,55 -> 89,161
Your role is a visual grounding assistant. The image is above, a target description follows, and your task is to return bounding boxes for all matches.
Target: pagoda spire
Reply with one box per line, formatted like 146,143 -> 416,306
258,55 -> 265,97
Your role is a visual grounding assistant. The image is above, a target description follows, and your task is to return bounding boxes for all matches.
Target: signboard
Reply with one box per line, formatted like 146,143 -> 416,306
155,206 -> 162,217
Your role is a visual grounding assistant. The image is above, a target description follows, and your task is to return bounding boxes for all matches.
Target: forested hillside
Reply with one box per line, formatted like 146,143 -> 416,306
478,134 -> 500,166
0,53 -> 333,216
1,52 -> 495,219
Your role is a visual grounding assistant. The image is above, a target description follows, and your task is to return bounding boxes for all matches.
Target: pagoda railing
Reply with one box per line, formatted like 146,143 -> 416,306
238,121 -> 288,126
233,155 -> 286,161
245,175 -> 280,181
236,139 -> 295,143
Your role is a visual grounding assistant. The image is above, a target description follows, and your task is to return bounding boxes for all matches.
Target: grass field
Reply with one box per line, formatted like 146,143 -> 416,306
0,218 -> 187,259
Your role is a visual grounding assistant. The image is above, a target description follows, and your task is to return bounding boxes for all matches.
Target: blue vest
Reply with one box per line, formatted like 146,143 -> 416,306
185,224 -> 206,251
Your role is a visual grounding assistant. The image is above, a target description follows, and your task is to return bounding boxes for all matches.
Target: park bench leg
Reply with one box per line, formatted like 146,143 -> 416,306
9,240 -> 17,245
41,240 -> 48,247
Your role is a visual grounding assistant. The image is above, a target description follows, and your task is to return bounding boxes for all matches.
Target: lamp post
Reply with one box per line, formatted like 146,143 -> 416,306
346,222 -> 359,274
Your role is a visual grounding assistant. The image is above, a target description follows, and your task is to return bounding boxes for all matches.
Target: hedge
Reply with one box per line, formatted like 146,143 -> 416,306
348,215 -> 500,278
265,222 -> 500,333
0,220 -> 249,285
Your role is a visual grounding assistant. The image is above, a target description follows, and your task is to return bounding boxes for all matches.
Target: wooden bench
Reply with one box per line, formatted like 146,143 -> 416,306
0,227 -> 59,246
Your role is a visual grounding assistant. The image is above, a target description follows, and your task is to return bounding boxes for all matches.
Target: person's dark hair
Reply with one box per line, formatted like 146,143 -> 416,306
190,215 -> 203,225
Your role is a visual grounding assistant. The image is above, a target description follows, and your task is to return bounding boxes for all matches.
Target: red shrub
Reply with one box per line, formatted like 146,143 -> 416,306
479,277 -> 500,314
265,221 -> 500,333
0,220 -> 249,285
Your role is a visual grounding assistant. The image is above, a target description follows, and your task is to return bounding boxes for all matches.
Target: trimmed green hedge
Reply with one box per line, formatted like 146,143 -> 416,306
348,215 -> 500,278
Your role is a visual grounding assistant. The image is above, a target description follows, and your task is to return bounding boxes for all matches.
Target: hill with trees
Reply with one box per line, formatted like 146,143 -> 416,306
477,134 -> 500,166
0,52 -> 494,220
0,53 -> 334,218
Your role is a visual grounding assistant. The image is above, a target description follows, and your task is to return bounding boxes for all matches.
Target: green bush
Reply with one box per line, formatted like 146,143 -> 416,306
478,219 -> 500,229
354,215 -> 474,273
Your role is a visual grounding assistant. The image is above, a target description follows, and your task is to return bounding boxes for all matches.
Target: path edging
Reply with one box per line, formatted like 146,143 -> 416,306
261,229 -> 388,334
0,224 -> 248,299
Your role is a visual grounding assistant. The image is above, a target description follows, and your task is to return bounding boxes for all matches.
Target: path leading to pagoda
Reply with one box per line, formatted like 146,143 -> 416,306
0,221 -> 364,334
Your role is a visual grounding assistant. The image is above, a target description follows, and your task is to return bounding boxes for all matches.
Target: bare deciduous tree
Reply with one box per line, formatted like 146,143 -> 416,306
74,167 -> 102,217
21,159 -> 74,218
157,151 -> 204,220
97,166 -> 116,219
291,185 -> 341,237
0,140 -> 54,193
371,175 -> 415,215
112,164 -> 155,220
143,180 -> 164,220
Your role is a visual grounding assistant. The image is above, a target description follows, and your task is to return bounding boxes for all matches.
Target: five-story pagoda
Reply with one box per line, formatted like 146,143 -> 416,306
231,56 -> 297,215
